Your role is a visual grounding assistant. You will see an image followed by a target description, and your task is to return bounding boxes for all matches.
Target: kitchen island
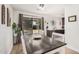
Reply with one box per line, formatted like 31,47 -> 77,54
22,33 -> 66,54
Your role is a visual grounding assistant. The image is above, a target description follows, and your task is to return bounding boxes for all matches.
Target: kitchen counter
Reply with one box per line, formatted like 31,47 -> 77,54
23,33 -> 66,54
33,40 -> 66,54
53,32 -> 64,37
47,29 -> 64,37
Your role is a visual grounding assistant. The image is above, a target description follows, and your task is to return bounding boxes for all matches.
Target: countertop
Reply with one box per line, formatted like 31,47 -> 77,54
23,33 -> 66,54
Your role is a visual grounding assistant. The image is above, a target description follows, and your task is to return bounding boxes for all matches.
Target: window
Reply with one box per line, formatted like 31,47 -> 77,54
1,4 -> 5,24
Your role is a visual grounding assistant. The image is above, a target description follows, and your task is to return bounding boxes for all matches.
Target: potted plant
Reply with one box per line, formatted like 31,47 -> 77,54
12,22 -> 21,44
12,22 -> 17,36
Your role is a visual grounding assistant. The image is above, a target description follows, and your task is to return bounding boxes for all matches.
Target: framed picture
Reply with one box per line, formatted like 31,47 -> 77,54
1,4 -> 5,24
68,15 -> 76,22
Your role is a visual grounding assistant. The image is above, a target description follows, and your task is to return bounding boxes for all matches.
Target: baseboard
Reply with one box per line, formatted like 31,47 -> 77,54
66,45 -> 79,53
7,44 -> 13,54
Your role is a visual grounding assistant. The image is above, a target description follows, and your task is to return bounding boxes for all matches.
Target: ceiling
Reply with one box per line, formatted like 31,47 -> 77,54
11,4 -> 65,17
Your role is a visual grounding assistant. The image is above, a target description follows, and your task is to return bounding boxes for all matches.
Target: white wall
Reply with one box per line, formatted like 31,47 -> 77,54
65,5 -> 79,52
13,11 -> 19,24
53,17 -> 63,30
0,4 -> 14,53
43,15 -> 53,35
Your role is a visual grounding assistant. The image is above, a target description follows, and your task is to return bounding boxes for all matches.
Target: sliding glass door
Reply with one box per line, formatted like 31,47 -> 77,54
22,17 -> 32,35
22,16 -> 44,34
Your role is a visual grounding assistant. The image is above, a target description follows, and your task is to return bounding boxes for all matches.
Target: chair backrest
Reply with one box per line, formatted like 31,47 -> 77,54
21,31 -> 27,54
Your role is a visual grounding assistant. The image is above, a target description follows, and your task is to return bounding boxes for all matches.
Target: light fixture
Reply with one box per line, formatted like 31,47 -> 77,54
39,4 -> 44,8
37,4 -> 45,10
